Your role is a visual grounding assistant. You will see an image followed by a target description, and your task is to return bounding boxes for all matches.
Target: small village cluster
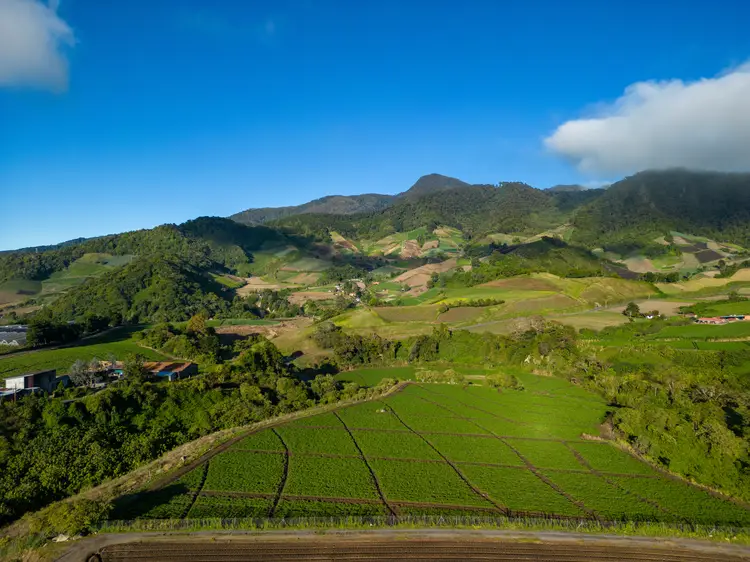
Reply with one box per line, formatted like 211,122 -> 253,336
0,360 -> 197,400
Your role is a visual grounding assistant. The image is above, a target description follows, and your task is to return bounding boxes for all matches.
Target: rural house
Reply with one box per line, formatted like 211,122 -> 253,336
143,362 -> 198,382
4,370 -> 59,393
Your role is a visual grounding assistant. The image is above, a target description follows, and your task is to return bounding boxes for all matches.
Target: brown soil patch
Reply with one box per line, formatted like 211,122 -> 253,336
375,306 -> 439,322
502,295 -> 578,314
81,535 -> 750,562
288,291 -> 334,305
401,272 -> 431,288
393,259 -> 458,288
287,272 -> 321,285
400,240 -> 421,258
695,249 -> 723,263
215,318 -> 312,340
622,257 -> 655,273
384,243 -> 402,256
332,234 -> 359,253
437,307 -> 486,323
422,240 -> 439,251
236,277 -> 300,296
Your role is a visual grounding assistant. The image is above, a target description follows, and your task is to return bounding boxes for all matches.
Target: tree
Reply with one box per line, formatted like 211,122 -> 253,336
89,357 -> 102,374
69,359 -> 96,387
186,312 -> 208,336
123,354 -> 149,382
623,302 -> 641,320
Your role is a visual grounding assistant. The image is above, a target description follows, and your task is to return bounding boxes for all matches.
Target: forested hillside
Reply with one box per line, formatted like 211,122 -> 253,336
4,169 -> 750,329
573,170 -> 750,247
230,173 -> 472,226
273,183 -> 602,242
230,194 -> 395,225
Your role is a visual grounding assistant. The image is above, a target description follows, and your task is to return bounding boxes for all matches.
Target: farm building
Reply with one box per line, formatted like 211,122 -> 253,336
143,362 -> 198,382
0,325 -> 27,346
695,317 -> 726,325
4,370 -> 59,393
695,315 -> 748,325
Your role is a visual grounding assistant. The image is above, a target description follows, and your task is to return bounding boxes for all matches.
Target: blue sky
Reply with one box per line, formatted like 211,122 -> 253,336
1,0 -> 749,250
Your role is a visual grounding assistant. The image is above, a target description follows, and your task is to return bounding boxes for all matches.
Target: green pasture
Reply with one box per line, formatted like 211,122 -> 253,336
334,366 -> 416,386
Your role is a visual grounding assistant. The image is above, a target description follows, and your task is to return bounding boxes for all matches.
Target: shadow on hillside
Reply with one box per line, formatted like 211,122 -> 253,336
111,481 -> 192,520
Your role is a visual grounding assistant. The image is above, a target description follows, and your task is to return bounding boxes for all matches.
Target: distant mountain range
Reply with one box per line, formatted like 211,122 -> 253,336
4,168 -> 750,325
230,173 -> 472,225
232,169 -> 750,249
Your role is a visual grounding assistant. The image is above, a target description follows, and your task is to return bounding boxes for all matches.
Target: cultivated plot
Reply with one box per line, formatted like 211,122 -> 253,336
115,377 -> 750,525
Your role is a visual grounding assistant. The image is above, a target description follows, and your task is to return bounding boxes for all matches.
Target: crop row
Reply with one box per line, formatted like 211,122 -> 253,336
276,426 -> 360,456
611,476 -> 750,526
368,459 -> 494,508
203,451 -> 285,495
127,381 -> 750,524
543,471 -> 662,521
136,447 -> 750,525
460,465 -> 584,517
283,456 -> 379,500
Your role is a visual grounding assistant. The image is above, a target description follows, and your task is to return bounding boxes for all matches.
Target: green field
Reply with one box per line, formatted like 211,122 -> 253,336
650,322 -> 750,340
115,374 -> 750,525
0,328 -> 170,380
0,279 -> 43,304
334,366 -> 416,386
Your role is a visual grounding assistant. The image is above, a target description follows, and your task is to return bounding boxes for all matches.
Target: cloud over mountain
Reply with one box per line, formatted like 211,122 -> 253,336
545,63 -> 750,175
0,0 -> 75,90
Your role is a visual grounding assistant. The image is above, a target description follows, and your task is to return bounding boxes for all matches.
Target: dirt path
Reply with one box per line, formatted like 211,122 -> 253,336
57,529 -> 750,562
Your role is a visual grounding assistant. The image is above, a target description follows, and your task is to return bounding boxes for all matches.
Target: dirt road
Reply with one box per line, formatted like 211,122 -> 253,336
58,529 -> 750,561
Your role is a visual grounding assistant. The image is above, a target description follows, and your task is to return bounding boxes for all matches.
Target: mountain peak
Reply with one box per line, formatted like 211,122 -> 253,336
548,184 -> 585,193
399,174 -> 470,198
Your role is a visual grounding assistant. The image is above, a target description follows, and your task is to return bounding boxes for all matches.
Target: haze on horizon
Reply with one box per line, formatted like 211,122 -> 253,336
1,0 -> 749,250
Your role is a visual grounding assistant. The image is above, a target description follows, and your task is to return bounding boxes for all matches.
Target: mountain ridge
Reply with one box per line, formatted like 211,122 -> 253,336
230,173 -> 471,225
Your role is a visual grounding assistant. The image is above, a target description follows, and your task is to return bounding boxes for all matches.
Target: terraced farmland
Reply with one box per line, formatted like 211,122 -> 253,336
114,374 -> 750,525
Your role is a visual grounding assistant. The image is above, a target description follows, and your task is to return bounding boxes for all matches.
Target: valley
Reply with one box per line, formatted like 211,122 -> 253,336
1,170 -> 750,560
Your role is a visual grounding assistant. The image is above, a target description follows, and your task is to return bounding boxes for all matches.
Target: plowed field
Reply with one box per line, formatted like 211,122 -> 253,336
94,537 -> 750,562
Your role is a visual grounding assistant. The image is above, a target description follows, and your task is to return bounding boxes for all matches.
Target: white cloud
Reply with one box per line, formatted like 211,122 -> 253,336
545,63 -> 750,175
0,0 -> 75,90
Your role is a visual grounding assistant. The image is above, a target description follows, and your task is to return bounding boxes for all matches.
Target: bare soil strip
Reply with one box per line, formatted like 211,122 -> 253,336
77,532 -> 750,562
333,411 -> 397,517
381,401 -> 509,516
267,429 -> 289,518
